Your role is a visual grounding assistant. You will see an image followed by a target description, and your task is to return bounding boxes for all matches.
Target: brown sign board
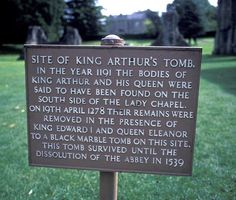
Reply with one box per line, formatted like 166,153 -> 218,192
25,45 -> 202,176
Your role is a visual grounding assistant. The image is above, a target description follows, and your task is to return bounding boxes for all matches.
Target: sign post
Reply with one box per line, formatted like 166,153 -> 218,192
99,35 -> 125,200
100,171 -> 118,200
25,37 -> 202,199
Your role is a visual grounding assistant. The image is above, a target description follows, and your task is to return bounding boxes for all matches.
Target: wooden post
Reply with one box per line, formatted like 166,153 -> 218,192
100,172 -> 118,200
99,34 -> 124,200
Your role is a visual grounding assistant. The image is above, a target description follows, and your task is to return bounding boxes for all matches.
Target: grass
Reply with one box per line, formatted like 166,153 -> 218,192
0,38 -> 236,199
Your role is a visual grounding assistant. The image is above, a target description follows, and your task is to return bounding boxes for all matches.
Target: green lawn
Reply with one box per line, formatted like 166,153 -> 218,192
0,38 -> 236,199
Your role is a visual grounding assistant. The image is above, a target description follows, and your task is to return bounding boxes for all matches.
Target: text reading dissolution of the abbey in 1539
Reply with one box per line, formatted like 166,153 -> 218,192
25,46 -> 202,176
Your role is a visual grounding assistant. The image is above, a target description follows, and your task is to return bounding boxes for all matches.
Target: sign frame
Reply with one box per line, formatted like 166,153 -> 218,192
25,45 -> 202,176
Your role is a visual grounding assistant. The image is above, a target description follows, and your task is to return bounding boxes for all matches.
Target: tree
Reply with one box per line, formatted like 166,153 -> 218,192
192,0 -> 217,32
144,10 -> 161,38
214,0 -> 236,55
65,0 -> 103,40
0,0 -> 65,44
173,0 -> 204,43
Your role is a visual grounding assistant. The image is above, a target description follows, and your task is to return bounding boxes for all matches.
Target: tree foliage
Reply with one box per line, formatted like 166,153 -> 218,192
65,0 -> 103,40
173,0 -> 204,40
192,0 -> 217,32
0,0 -> 65,44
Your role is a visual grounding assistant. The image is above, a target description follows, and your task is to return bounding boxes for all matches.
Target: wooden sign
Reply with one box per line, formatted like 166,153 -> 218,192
25,45 -> 201,176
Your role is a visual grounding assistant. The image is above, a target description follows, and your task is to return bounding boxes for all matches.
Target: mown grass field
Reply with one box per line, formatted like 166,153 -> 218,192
0,38 -> 236,200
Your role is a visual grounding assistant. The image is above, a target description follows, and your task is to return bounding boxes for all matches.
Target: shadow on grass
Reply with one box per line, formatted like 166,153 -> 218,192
0,44 -> 23,54
201,56 -> 236,95
203,55 -> 236,63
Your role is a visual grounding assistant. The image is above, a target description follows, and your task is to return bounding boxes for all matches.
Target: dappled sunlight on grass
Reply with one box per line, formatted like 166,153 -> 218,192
201,56 -> 236,95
